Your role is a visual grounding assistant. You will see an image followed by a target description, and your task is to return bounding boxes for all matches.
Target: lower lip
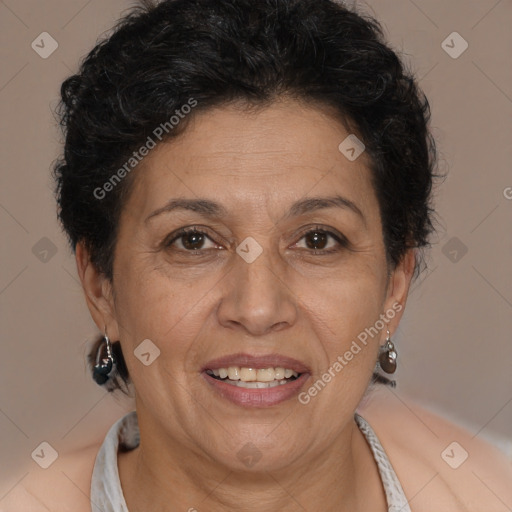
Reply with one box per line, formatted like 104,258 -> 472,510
202,372 -> 310,407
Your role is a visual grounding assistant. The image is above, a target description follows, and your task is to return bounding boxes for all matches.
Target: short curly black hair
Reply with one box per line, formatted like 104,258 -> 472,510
54,0 -> 438,393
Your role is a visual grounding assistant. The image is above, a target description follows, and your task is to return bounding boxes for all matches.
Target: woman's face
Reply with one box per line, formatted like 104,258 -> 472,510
81,98 -> 413,472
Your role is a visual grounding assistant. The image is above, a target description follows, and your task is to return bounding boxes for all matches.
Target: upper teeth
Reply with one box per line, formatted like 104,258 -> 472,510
207,366 -> 299,382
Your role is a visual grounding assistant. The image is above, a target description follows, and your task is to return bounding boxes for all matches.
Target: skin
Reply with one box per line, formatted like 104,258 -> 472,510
75,97 -> 416,512
5,394 -> 512,512
3,98 -> 510,512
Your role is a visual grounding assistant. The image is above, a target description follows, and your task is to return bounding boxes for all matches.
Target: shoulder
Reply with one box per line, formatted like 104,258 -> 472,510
357,386 -> 512,512
0,442 -> 102,512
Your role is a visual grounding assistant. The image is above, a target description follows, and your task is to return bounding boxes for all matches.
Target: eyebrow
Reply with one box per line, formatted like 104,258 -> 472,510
285,196 -> 365,225
145,195 -> 365,225
145,198 -> 228,223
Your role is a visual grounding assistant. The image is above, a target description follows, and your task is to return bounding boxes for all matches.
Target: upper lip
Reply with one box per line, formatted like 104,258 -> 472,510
201,353 -> 311,374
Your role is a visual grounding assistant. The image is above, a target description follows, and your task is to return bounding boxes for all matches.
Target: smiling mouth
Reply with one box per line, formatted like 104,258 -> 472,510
205,366 -> 301,389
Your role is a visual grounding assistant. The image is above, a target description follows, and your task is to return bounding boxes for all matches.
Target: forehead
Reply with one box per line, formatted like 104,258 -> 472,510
124,99 -> 378,221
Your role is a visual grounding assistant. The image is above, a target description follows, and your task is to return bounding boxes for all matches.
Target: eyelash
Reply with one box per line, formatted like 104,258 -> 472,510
163,225 -> 350,256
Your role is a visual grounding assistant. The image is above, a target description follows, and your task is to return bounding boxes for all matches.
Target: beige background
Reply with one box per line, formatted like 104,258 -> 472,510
1,0 -> 511,499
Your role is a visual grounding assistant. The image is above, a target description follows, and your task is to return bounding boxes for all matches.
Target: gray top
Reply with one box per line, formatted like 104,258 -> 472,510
90,411 -> 411,512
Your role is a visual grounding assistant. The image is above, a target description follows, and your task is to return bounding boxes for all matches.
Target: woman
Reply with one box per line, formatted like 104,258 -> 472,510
6,0 -> 511,510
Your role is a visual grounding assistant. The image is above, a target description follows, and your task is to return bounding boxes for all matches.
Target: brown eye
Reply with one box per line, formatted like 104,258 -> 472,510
165,227 -> 219,253
293,227 -> 349,254
181,230 -> 206,250
304,230 -> 329,250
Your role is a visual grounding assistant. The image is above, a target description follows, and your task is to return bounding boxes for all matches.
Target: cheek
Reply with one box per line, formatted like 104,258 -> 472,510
309,254 -> 387,316
111,253 -> 221,360
296,273 -> 386,415
297,261 -> 387,365
110,268 -> 214,410
114,239 -> 197,320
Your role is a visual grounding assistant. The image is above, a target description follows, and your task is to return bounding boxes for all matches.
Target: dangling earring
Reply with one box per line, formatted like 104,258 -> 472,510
378,329 -> 397,374
93,329 -> 116,385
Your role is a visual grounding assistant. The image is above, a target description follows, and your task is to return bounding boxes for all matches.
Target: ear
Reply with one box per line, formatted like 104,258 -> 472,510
75,241 -> 120,341
381,248 -> 416,341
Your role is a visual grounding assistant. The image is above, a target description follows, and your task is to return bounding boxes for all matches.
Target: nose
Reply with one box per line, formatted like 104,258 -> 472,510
216,246 -> 298,337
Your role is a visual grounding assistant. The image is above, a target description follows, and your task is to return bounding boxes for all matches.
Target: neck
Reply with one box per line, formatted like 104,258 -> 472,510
118,410 -> 386,512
